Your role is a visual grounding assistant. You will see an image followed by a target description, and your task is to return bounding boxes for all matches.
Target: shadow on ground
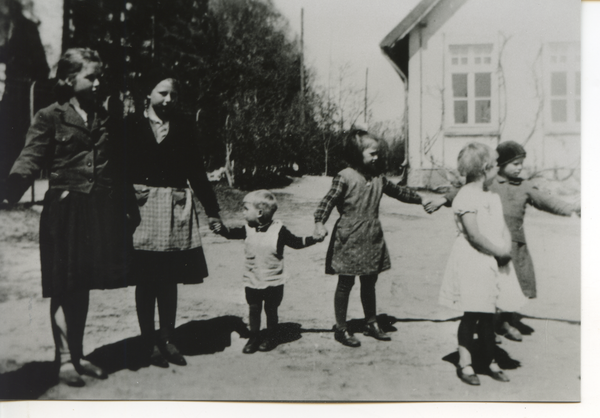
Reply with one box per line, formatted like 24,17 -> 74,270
0,361 -> 58,400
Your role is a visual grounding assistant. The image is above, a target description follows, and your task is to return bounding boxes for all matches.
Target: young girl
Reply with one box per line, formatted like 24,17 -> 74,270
0,48 -> 139,387
439,142 -> 522,386
313,129 -> 425,348
215,190 -> 318,353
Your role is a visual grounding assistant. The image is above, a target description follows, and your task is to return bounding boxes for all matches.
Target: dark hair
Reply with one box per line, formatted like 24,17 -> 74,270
343,129 -> 388,174
139,68 -> 180,96
54,48 -> 102,102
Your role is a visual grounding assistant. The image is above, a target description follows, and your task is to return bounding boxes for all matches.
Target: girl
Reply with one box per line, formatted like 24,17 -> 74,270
0,48 -> 139,387
313,129 -> 425,348
439,142 -> 523,386
127,69 -> 222,368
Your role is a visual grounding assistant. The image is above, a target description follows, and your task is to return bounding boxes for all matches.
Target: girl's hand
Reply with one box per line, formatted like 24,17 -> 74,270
313,222 -> 328,242
208,217 -> 223,233
422,195 -> 447,214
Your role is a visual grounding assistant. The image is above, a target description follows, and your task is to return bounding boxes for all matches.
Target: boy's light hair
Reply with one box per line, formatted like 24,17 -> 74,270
244,190 -> 278,220
457,142 -> 495,179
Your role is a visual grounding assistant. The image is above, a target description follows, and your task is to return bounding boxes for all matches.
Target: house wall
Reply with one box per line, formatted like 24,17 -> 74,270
406,0 -> 580,187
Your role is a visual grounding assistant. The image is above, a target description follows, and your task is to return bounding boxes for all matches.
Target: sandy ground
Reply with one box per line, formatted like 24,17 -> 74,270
0,176 -> 581,401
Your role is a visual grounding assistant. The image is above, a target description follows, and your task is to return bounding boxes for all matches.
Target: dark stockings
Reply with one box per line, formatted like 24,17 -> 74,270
51,290 -> 90,364
245,285 -> 284,337
334,275 -> 378,331
458,312 -> 496,367
135,283 -> 178,348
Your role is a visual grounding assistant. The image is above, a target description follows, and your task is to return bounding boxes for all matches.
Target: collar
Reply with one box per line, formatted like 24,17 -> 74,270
144,106 -> 167,126
252,221 -> 273,233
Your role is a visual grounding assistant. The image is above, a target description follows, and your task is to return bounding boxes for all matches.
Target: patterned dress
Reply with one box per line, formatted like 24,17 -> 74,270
314,167 -> 421,276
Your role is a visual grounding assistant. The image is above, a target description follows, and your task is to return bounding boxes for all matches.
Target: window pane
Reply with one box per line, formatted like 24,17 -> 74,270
461,57 -> 468,65
475,73 -> 491,97
551,72 -> 567,96
454,100 -> 468,124
452,74 -> 468,98
551,99 -> 567,122
475,100 -> 491,123
451,57 -> 458,65
576,99 -> 580,122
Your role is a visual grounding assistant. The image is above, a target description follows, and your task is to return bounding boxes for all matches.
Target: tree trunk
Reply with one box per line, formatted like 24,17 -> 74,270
224,142 -> 234,187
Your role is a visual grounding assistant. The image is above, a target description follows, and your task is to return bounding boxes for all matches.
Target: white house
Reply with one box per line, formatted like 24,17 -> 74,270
380,0 -> 580,187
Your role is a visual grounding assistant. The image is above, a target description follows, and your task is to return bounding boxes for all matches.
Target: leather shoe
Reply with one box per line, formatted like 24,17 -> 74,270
334,326 -> 361,348
258,337 -> 277,352
75,359 -> 108,379
160,342 -> 187,366
150,345 -> 169,368
243,337 -> 260,354
363,322 -> 391,341
458,365 -> 480,386
489,370 -> 510,382
503,324 -> 523,342
58,362 -> 85,387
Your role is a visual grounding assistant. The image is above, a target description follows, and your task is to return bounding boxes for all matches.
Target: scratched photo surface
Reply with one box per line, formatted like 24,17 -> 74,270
0,0 -> 581,402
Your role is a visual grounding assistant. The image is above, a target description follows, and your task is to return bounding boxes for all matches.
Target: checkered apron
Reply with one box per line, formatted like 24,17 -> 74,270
132,184 -> 203,252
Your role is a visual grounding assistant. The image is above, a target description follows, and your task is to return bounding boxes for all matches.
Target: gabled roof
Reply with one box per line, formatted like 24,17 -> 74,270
379,0 -> 441,50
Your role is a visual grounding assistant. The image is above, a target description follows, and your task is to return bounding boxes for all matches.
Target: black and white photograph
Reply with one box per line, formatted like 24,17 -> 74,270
0,0 -> 590,409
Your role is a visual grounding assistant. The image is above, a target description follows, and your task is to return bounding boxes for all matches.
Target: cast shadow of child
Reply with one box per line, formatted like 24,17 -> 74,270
85,315 -> 251,374
442,341 -> 521,376
0,361 -> 58,400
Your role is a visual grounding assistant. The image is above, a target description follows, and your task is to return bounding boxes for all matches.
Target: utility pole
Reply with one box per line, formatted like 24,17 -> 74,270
300,8 -> 305,125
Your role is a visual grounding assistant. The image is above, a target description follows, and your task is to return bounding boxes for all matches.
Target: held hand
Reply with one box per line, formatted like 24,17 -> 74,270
208,217 -> 223,233
422,195 -> 447,214
313,222 -> 328,242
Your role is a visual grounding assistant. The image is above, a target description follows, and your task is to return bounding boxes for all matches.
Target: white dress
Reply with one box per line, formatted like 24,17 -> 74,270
439,184 -> 526,313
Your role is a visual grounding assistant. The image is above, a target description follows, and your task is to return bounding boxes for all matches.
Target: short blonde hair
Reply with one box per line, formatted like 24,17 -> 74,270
457,142 -> 496,180
244,190 -> 278,220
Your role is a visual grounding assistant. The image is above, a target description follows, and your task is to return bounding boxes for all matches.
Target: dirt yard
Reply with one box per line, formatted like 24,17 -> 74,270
0,176 -> 581,402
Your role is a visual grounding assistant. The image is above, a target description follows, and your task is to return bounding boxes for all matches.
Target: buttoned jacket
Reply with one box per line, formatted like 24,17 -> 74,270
8,101 -> 122,200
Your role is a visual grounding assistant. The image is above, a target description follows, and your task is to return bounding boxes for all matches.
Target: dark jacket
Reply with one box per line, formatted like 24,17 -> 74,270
127,113 -> 220,218
5,101 -> 135,211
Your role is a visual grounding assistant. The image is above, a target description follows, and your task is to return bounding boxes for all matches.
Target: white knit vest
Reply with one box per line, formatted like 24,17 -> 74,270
243,220 -> 286,289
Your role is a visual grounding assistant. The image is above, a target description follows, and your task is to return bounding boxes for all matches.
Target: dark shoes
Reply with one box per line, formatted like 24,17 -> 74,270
501,323 -> 523,342
149,345 -> 169,368
333,326 -> 361,348
159,342 -> 187,366
458,365 -> 480,386
489,369 -> 510,382
258,337 -> 278,352
363,322 -> 391,341
243,337 -> 260,354
58,362 -> 85,387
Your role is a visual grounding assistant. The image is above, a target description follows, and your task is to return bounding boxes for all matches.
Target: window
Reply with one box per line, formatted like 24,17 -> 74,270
446,43 -> 497,130
545,42 -> 580,130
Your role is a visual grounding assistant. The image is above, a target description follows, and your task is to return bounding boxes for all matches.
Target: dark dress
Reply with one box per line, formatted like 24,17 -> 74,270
6,101 -> 138,297
127,114 -> 220,285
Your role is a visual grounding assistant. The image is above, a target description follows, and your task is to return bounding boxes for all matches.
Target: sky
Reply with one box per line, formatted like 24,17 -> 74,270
271,0 -> 421,125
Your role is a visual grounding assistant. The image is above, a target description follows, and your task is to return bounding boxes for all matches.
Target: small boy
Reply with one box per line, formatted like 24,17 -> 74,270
214,190 -> 319,353
428,141 -> 580,340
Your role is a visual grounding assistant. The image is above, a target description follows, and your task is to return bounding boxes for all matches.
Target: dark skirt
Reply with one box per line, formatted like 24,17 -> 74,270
131,248 -> 209,285
39,187 -> 134,298
511,241 -> 536,299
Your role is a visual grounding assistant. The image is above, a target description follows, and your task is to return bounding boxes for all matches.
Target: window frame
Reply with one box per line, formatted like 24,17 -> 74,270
543,41 -> 580,134
443,35 -> 500,136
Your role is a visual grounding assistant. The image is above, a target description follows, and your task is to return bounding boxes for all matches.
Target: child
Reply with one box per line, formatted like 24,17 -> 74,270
313,129 -> 426,348
214,190 -> 319,353
439,142 -> 521,385
0,48 -> 139,387
429,141 -> 580,341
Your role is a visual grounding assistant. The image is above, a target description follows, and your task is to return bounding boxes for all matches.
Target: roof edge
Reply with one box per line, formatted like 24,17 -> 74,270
379,0 -> 442,50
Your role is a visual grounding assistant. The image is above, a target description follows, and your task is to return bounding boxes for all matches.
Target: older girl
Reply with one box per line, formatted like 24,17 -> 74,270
1,48 -> 139,387
127,69 -> 221,368
313,129 -> 426,348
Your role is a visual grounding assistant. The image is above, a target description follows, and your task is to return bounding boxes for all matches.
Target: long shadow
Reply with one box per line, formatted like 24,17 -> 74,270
86,315 -> 250,373
442,339 -> 522,377
0,361 -> 58,400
